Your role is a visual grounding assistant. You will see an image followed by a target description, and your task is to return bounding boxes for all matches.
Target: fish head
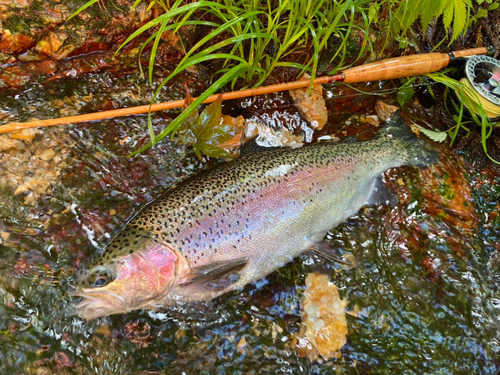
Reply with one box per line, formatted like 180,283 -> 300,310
73,227 -> 182,320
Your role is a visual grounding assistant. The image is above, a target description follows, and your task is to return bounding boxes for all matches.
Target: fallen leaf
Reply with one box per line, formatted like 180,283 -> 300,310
289,74 -> 328,130
293,272 -> 348,361
374,101 -> 399,122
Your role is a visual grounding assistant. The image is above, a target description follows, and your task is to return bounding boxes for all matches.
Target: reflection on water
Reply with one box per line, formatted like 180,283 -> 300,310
0,68 -> 500,374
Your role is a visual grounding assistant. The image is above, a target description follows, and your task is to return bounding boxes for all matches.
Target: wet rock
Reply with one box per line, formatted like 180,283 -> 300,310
359,114 -> 380,126
0,134 -> 24,151
0,29 -> 35,54
0,128 -> 69,206
9,128 -> 38,142
38,148 -> 56,161
36,32 -> 67,57
123,320 -> 151,348
383,147 -> 479,277
0,0 -> 191,89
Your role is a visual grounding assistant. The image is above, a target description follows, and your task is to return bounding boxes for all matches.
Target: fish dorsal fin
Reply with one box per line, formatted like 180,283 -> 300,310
240,136 -> 285,155
179,258 -> 248,292
309,242 -> 354,267
366,177 -> 398,207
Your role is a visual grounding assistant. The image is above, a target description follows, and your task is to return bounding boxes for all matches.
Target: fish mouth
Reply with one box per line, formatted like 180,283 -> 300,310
71,289 -> 126,320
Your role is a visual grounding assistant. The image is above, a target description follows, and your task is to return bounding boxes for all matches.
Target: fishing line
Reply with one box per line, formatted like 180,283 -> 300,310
458,78 -> 500,119
245,82 -> 440,113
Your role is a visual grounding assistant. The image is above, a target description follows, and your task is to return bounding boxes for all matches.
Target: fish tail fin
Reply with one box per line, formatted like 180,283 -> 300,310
376,110 -> 440,167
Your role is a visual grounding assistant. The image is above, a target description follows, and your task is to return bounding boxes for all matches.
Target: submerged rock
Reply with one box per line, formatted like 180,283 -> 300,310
0,129 -> 70,205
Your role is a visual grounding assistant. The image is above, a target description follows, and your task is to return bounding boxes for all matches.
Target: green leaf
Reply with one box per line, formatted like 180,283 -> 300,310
368,4 -> 379,24
198,96 -> 223,140
149,20 -> 169,84
125,0 -> 379,158
414,125 -> 448,143
197,143 -> 232,159
397,86 -> 415,107
488,3 -> 499,10
393,0 -> 422,34
193,144 -> 202,159
476,8 -> 489,18
420,0 -> 442,33
441,0 -> 471,41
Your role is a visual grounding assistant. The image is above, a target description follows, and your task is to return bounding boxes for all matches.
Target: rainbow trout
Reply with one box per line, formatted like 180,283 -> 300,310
73,111 -> 438,320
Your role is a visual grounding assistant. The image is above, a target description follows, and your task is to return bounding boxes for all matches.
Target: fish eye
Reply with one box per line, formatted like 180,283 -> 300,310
93,276 -> 108,287
88,266 -> 112,288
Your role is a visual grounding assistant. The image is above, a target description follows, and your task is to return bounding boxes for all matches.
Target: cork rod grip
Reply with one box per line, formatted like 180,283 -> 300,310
342,47 -> 489,83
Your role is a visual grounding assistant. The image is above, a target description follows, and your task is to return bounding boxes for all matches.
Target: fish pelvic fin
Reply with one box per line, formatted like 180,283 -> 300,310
309,242 -> 355,267
179,258 -> 248,293
376,110 -> 440,167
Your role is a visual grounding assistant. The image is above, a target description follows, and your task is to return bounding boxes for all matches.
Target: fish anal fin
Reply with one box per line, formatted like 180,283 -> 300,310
366,177 -> 398,207
180,258 -> 247,292
309,242 -> 354,267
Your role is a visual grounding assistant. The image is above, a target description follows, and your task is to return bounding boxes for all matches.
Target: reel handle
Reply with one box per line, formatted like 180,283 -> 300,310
342,47 -> 491,83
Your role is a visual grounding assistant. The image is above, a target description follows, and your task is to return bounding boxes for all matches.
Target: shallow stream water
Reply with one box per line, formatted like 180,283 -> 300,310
1,67 -> 499,374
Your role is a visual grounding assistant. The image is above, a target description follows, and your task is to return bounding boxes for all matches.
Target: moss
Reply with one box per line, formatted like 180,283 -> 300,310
438,182 -> 455,200
28,1 -> 45,12
3,15 -> 32,34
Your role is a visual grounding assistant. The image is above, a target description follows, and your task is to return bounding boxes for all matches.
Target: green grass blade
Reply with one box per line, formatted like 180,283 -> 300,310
132,0 -> 143,10
176,32 -> 278,73
181,10 -> 266,60
149,20 -> 169,84
66,0 -> 100,22
136,20 -> 219,80
274,62 -> 309,70
318,0 -> 353,51
137,33 -> 157,79
115,2 -> 225,56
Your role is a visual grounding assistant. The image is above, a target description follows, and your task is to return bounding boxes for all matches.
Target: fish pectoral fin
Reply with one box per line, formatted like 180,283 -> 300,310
309,242 -> 354,267
179,258 -> 248,292
366,177 -> 398,207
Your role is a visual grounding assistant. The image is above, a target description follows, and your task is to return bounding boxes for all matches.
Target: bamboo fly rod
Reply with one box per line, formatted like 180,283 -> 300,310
0,47 -> 493,134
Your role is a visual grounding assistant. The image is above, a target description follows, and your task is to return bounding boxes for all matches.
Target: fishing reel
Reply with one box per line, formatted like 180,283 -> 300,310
465,55 -> 500,105
456,54 -> 500,120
